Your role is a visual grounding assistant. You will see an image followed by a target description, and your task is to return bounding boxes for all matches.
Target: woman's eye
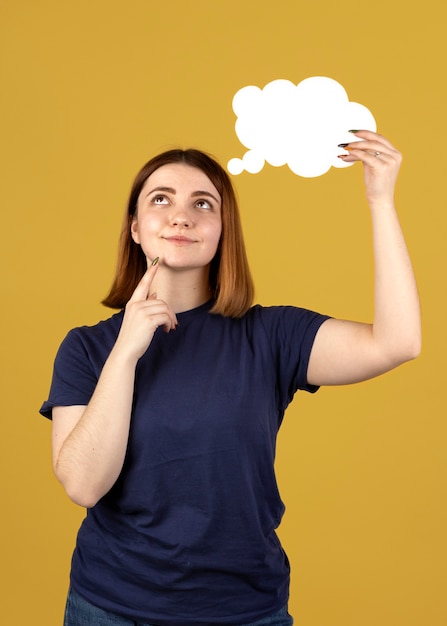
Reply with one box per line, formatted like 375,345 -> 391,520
195,199 -> 211,209
153,195 -> 169,205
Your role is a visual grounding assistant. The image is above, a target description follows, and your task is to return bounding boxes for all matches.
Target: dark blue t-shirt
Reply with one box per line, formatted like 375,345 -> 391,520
40,301 -> 329,625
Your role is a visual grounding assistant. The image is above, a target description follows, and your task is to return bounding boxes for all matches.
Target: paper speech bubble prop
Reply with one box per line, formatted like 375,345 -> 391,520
227,77 -> 376,178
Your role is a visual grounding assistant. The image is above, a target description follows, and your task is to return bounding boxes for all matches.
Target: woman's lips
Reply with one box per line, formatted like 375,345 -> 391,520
163,235 -> 196,245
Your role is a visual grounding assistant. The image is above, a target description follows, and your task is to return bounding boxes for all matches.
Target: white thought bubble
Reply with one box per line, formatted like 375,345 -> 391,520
227,77 -> 376,178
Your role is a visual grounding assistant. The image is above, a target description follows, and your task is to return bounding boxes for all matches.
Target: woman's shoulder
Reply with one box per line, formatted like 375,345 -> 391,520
70,310 -> 124,334
244,302 -> 330,334
61,310 -> 124,353
246,302 -> 317,319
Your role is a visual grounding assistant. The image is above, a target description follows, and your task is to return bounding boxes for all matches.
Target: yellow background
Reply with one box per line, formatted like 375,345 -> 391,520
1,1 -> 445,624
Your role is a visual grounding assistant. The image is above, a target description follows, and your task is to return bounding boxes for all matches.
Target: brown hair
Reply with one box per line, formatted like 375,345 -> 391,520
102,149 -> 254,318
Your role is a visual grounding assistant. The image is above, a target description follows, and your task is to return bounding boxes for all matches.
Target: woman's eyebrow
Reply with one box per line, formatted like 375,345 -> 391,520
146,186 -> 220,204
191,190 -> 220,204
145,186 -> 175,197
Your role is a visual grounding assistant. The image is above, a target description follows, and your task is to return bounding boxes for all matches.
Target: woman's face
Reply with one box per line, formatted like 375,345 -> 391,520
132,163 -> 222,272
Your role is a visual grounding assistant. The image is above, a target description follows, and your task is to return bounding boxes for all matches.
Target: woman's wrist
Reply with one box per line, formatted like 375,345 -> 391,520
108,341 -> 141,370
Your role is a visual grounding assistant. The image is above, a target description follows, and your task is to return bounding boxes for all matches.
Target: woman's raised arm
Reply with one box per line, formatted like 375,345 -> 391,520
307,130 -> 421,386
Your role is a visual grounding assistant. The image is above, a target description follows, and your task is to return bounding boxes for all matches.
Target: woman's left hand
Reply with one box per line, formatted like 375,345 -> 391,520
338,130 -> 402,206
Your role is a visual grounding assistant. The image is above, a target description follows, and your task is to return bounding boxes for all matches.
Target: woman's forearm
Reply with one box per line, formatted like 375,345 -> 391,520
370,199 -> 421,365
54,347 -> 138,507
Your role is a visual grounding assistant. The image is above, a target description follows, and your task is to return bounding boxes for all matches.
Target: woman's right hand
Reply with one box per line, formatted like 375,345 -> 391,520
52,259 -> 177,507
114,260 -> 178,361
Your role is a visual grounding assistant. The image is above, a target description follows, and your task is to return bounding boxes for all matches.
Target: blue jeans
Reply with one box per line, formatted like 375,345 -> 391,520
64,587 -> 294,626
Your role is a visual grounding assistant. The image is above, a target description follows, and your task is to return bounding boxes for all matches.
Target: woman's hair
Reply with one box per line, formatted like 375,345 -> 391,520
102,149 -> 255,318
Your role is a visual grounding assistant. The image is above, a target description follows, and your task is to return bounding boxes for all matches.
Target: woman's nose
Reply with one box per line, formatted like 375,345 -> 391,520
170,210 -> 191,227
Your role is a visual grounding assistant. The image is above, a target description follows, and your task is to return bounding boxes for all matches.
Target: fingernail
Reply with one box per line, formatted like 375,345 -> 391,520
338,143 -> 349,148
151,256 -> 159,266
348,129 -> 359,133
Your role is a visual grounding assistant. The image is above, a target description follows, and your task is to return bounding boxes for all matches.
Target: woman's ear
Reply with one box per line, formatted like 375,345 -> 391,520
130,216 -> 140,244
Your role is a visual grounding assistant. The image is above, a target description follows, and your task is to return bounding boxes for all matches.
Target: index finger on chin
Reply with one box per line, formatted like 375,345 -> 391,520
128,258 -> 159,303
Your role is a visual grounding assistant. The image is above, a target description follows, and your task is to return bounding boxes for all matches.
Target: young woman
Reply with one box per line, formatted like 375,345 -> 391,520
41,130 -> 421,626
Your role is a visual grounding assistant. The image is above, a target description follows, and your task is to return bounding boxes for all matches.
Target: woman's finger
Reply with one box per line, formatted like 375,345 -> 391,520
338,129 -> 401,160
136,298 -> 178,331
128,258 -> 159,304
347,130 -> 398,153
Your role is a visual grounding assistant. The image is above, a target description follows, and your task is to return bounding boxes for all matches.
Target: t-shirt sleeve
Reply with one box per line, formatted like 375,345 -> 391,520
258,305 -> 331,410
39,328 -> 100,420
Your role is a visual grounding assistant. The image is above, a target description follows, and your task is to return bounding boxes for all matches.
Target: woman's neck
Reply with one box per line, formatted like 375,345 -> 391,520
149,266 -> 212,314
